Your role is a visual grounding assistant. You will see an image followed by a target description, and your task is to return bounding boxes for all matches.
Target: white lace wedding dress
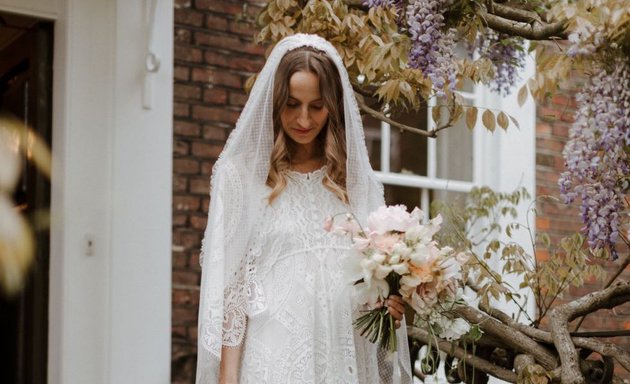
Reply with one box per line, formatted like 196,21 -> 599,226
221,167 -> 385,383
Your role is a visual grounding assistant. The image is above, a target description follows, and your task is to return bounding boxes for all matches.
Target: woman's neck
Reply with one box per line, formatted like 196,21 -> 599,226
290,143 -> 324,172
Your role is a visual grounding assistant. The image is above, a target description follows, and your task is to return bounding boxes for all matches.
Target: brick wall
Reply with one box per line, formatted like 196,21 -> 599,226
172,1 -> 266,382
535,83 -> 630,379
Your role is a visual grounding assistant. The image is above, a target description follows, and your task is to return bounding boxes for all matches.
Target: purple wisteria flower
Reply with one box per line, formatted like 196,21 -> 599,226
477,29 -> 527,96
559,59 -> 630,259
405,0 -> 457,96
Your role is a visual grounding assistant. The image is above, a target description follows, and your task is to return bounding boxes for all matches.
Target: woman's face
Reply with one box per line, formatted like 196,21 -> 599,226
280,70 -> 329,152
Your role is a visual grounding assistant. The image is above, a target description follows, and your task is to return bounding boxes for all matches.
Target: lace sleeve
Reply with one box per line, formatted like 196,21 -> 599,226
222,271 -> 248,347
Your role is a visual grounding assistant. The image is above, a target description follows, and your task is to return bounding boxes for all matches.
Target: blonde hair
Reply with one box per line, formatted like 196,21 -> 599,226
266,46 -> 348,204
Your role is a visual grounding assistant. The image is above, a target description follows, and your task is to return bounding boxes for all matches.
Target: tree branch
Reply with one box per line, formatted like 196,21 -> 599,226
483,12 -> 567,40
549,281 -> 630,384
354,93 -> 436,137
453,305 -> 558,370
481,302 -> 630,373
407,326 -> 518,382
574,249 -> 630,331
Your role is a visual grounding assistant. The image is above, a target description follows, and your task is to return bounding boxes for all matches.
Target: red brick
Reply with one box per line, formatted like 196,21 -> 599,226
173,270 -> 200,286
173,158 -> 200,174
172,325 -> 187,339
194,31 -> 265,56
188,326 -> 199,342
229,91 -> 248,107
203,88 -> 228,104
173,251 -> 188,268
175,8 -> 204,27
190,214 -> 208,230
174,195 -> 201,212
537,217 -> 550,230
173,288 -> 199,305
174,28 -> 191,44
173,307 -> 198,325
551,93 -> 577,109
192,67 -> 241,88
174,65 -> 189,81
202,125 -> 227,140
174,140 -> 190,156
536,122 -> 552,137
173,175 -> 188,193
191,141 -> 223,159
174,45 -> 203,63
180,230 -> 201,249
174,83 -> 201,100
536,153 -> 554,168
174,102 -> 189,117
551,124 -> 569,138
228,19 -> 259,37
206,13 -> 229,31
189,251 -> 201,268
174,121 -> 201,137
204,52 -> 230,68
201,197 -> 210,213
173,214 -> 188,227
201,160 -> 215,175
195,0 -> 243,14
190,177 -> 210,195
192,105 -> 240,124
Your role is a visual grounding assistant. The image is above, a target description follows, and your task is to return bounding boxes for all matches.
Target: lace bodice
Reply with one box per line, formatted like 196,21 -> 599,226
221,168 -> 384,383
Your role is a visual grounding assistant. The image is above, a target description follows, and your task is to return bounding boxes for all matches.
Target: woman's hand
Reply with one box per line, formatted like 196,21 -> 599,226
380,295 -> 405,329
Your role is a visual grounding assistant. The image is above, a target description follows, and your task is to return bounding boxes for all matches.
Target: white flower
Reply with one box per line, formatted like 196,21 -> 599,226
374,264 -> 393,279
390,262 -> 409,275
354,279 -> 390,308
392,242 -> 411,260
367,205 -> 419,235
436,317 -> 470,341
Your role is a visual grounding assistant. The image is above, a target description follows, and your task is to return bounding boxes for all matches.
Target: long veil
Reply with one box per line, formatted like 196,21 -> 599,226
195,33 -> 413,383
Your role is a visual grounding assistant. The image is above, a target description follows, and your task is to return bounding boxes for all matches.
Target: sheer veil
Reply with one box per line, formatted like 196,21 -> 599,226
196,33 -> 413,383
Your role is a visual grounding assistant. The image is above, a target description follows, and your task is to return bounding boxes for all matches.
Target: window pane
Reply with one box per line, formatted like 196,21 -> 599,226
389,109 -> 428,176
436,113 -> 473,182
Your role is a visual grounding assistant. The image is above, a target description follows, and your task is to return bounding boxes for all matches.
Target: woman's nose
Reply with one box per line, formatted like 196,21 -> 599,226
297,107 -> 310,126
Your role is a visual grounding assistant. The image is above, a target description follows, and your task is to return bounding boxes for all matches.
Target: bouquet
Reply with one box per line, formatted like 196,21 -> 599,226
325,205 -> 470,352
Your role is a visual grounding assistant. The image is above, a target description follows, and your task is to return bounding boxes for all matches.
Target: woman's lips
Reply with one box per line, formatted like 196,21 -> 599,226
292,127 -> 311,134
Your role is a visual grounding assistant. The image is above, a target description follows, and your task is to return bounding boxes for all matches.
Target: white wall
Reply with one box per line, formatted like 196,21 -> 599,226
0,0 -> 173,383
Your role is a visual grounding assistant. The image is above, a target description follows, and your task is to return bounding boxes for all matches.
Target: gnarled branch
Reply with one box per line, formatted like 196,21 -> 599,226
549,281 -> 630,384
407,326 -> 518,382
453,305 -> 559,370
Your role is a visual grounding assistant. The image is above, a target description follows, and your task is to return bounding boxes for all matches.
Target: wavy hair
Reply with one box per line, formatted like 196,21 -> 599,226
266,46 -> 347,204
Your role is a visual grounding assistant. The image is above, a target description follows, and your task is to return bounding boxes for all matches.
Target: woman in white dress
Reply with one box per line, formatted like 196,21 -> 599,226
195,34 -> 413,384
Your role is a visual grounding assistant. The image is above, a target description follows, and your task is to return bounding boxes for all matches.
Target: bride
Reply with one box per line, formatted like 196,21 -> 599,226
195,33 -> 413,384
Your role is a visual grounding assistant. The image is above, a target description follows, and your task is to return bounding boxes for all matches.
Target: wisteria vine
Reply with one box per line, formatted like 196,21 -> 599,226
477,30 -> 528,96
559,59 -> 630,258
405,0 -> 457,96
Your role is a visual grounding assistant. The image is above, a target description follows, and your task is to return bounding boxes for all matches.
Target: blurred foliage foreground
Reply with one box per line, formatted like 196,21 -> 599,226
0,110 -> 50,296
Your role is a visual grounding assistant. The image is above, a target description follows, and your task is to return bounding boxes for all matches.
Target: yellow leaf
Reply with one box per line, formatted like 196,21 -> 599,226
517,85 -> 528,107
465,107 -> 478,130
509,114 -> 520,129
432,106 -> 442,124
497,111 -> 509,130
482,109 -> 496,132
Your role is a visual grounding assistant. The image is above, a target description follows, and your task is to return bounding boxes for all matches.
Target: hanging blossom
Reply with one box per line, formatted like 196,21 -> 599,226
477,30 -> 527,96
405,0 -> 457,96
559,59 -> 630,259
